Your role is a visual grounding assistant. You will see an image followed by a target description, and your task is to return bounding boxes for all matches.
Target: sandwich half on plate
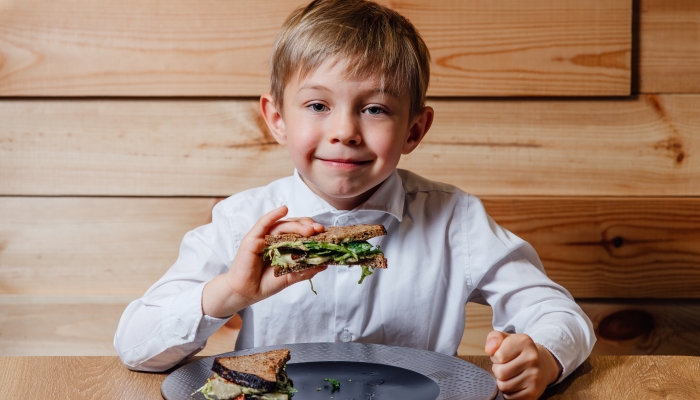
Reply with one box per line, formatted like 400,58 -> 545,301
194,349 -> 295,399
263,224 -> 387,283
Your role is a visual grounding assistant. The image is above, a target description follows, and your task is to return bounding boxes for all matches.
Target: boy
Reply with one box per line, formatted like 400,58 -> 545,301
115,1 -> 595,398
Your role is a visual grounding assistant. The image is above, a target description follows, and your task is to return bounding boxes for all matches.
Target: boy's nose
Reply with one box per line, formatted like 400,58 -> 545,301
328,112 -> 362,145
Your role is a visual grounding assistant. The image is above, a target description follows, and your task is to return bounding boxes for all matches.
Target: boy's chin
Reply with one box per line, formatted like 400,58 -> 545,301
329,184 -> 385,206
321,186 -> 372,200
308,183 -> 379,209
299,172 -> 388,208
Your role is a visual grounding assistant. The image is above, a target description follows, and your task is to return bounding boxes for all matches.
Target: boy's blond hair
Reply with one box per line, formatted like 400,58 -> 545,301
270,0 -> 430,116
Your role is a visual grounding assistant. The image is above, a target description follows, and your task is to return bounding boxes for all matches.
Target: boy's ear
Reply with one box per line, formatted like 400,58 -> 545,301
402,106 -> 434,155
260,93 -> 287,145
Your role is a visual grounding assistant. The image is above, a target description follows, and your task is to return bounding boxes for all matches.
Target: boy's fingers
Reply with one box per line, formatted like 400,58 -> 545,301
268,220 -> 323,237
485,330 -> 509,356
491,334 -> 527,364
498,370 -> 539,400
285,217 -> 324,232
491,356 -> 527,381
247,206 -> 289,240
500,386 -> 531,400
496,373 -> 528,396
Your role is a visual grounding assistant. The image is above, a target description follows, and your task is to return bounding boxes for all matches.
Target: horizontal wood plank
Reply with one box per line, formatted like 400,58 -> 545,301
411,95 -> 699,196
4,298 -> 699,357
0,100 -> 295,196
1,196 -> 699,299
2,95 -> 699,196
461,302 -> 700,357
0,197 -> 218,296
0,0 -> 631,96
639,0 -> 700,93
0,295 -> 241,356
390,0 -> 631,96
0,296 -> 129,356
483,197 -> 700,299
585,300 -> 700,356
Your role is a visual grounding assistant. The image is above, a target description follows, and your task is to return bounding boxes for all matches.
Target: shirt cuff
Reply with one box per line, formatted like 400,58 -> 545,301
528,328 -> 576,385
162,281 -> 229,347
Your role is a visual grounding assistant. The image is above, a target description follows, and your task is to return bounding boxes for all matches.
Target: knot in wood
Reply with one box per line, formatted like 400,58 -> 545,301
598,310 -> 654,341
611,236 -> 624,248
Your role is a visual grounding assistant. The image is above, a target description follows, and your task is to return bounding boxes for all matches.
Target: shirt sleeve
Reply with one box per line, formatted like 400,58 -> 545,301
464,195 -> 596,383
113,201 -> 239,372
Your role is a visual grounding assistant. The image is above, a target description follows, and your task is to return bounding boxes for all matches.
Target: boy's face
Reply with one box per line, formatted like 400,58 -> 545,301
261,60 -> 433,210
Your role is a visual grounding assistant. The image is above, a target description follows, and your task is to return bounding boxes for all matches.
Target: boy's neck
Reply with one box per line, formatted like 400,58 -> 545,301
299,174 -> 381,211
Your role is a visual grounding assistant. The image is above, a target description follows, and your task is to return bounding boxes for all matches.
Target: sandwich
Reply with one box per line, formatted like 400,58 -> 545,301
194,348 -> 295,400
263,224 -> 387,284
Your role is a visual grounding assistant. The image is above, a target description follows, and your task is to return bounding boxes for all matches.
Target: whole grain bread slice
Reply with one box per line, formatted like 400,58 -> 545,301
273,253 -> 387,276
212,348 -> 290,392
265,224 -> 386,246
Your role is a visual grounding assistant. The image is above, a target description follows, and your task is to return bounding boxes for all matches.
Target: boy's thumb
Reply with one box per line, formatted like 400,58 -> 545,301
484,330 -> 509,356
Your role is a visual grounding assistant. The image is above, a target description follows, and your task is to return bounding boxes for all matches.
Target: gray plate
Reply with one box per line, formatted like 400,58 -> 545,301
161,342 -> 499,400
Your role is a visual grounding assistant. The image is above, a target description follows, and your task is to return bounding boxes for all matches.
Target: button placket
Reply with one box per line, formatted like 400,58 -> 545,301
339,328 -> 353,342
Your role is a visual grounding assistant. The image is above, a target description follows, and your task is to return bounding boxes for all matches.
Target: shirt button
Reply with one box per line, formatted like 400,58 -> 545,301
337,216 -> 348,225
339,329 -> 352,342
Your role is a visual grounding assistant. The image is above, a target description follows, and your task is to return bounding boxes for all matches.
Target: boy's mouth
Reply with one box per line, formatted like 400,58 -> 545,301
318,158 -> 371,169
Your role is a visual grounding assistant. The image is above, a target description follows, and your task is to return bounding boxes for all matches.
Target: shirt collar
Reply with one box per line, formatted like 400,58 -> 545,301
287,169 -> 404,222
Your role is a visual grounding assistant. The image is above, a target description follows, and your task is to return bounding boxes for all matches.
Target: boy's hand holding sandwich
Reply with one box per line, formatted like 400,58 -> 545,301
202,205 -> 327,318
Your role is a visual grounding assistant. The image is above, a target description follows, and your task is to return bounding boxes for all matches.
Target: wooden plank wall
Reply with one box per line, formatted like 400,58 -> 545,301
0,0 -> 631,96
1,0 -> 699,358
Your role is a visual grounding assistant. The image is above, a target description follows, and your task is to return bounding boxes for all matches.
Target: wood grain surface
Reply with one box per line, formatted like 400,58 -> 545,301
0,296 -> 130,356
0,356 -> 164,399
0,100 -> 292,196
413,95 -> 700,196
457,302 -> 496,356
467,355 -> 700,400
2,196 -> 699,299
482,197 -> 700,299
0,0 -> 631,96
639,0 -> 700,93
0,197 -> 219,296
3,94 -> 699,196
0,355 -> 699,399
461,302 -> 700,358
3,295 -> 700,358
537,356 -> 700,400
585,300 -> 700,356
385,0 -> 631,96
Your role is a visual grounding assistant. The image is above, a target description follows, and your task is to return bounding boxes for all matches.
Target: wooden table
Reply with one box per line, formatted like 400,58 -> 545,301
1,356 -> 699,399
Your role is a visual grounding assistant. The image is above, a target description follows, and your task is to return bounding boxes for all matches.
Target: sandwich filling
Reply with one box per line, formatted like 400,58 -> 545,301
195,370 -> 295,400
264,240 -> 383,283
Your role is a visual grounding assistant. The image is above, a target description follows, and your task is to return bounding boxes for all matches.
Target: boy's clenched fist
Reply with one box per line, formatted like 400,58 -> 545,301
485,331 -> 563,400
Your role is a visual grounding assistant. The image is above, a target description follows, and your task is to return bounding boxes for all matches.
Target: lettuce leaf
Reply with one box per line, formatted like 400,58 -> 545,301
265,241 -> 382,267
265,240 -> 383,286
358,265 -> 374,284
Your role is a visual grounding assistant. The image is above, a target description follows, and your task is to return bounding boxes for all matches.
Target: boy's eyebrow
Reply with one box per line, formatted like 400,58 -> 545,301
297,84 -> 332,94
297,84 -> 400,99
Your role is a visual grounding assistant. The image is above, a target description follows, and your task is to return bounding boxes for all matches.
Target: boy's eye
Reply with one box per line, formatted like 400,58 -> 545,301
309,103 -> 327,112
364,106 -> 384,115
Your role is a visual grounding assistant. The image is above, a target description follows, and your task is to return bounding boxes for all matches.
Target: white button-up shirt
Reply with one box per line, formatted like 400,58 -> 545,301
114,169 -> 595,382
